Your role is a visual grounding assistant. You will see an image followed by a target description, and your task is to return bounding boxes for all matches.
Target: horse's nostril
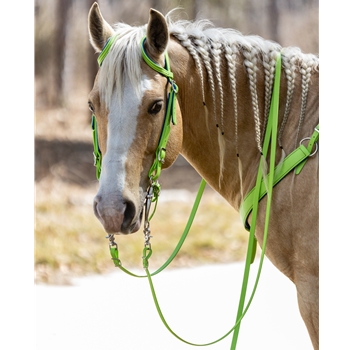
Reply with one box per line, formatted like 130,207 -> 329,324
93,195 -> 102,219
123,200 -> 136,228
93,195 -> 137,233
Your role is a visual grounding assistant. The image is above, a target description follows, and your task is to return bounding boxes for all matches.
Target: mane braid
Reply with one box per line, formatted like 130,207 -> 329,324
195,36 -> 218,123
242,44 -> 263,153
224,43 -> 239,152
171,26 -> 206,105
278,49 -> 297,147
295,54 -> 317,148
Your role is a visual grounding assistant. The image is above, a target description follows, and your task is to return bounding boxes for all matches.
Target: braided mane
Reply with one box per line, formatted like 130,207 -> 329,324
99,12 -> 319,155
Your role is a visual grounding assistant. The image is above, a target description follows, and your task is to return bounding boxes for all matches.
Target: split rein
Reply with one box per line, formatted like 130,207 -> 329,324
90,35 -> 319,349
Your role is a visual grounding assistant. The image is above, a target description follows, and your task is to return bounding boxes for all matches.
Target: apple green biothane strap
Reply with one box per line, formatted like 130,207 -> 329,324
109,178 -> 207,278
97,34 -> 119,66
229,52 -> 282,349
91,114 -> 102,180
140,36 -> 179,186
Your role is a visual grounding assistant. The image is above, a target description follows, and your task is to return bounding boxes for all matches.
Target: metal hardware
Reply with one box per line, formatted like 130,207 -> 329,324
143,185 -> 154,247
299,137 -> 318,157
93,152 -> 99,167
157,148 -> 166,164
106,233 -> 118,247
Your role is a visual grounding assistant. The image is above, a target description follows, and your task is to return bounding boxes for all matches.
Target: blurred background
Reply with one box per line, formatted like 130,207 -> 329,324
35,0 -> 319,285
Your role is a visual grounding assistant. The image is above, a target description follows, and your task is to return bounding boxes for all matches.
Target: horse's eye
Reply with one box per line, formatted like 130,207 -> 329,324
149,101 -> 163,115
88,101 -> 95,113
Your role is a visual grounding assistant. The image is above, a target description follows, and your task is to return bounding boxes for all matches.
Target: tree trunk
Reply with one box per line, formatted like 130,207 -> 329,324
87,0 -> 99,95
149,0 -> 162,12
267,0 -> 280,43
53,0 -> 71,107
191,0 -> 201,19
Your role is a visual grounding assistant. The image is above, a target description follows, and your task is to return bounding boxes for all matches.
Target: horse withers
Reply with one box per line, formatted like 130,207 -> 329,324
87,3 -> 319,348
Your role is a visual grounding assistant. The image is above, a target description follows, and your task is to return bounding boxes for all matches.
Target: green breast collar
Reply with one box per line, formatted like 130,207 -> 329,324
240,124 -> 319,230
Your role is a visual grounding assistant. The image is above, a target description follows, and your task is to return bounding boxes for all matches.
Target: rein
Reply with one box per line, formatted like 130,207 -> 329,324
90,35 -> 319,349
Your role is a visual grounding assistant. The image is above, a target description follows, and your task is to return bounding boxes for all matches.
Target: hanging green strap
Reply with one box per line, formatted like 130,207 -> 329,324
110,178 -> 207,277
141,203 -> 272,347
229,52 -> 282,349
109,53 -> 283,348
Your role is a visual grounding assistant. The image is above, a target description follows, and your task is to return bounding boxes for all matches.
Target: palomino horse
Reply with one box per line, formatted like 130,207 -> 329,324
88,3 -> 319,348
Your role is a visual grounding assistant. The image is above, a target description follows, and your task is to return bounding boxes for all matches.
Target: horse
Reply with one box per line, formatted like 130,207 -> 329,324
87,3 -> 319,348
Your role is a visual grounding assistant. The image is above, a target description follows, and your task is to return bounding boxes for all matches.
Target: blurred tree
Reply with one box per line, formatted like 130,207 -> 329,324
150,0 -> 162,12
87,0 -> 99,93
34,0 -> 318,110
53,0 -> 71,107
191,0 -> 200,19
267,0 -> 280,43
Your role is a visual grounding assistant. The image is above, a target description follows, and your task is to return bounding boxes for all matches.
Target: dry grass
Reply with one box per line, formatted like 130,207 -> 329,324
35,175 -> 249,285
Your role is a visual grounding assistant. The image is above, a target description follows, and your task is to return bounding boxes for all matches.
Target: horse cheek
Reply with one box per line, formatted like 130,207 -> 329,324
163,112 -> 183,169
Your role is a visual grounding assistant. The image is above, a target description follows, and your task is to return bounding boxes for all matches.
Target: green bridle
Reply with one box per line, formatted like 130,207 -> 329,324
91,35 -> 178,201
91,33 -> 120,181
140,36 -> 179,201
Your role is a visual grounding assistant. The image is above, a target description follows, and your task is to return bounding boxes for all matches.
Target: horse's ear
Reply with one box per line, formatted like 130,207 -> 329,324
146,9 -> 169,57
88,2 -> 115,52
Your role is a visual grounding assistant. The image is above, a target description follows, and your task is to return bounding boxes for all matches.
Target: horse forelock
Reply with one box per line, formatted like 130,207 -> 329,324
98,23 -> 147,108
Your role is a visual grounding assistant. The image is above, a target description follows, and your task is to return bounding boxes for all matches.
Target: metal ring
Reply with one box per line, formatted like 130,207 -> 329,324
299,137 -> 311,146
309,142 -> 318,157
299,137 -> 318,157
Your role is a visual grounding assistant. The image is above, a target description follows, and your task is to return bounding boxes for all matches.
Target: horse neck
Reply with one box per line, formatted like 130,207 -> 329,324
168,38 -> 261,210
168,37 -> 319,210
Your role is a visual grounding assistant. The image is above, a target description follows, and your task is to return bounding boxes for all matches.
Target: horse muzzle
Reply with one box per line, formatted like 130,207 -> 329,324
93,195 -> 142,234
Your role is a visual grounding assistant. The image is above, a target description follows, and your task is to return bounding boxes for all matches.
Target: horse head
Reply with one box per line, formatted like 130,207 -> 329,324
88,3 -> 182,234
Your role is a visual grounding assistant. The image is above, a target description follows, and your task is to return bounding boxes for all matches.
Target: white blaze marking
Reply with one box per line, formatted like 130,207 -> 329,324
97,75 -> 152,199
